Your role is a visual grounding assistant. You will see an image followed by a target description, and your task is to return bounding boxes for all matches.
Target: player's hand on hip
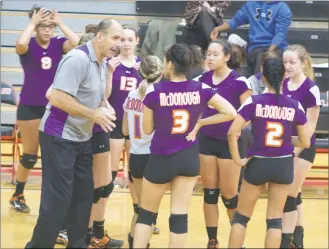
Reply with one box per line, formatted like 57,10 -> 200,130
93,107 -> 116,133
186,122 -> 201,142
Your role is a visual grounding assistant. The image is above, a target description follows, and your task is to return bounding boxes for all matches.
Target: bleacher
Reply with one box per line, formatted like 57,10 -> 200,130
1,0 -> 328,184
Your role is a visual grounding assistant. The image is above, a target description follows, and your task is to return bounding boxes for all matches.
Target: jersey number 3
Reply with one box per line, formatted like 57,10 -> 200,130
265,121 -> 284,147
171,110 -> 190,134
41,56 -> 52,70
120,76 -> 138,91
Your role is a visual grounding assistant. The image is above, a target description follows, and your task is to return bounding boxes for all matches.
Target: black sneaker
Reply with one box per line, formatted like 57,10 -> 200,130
128,233 -> 133,249
9,194 -> 30,213
207,239 -> 219,248
93,233 -> 124,248
56,230 -> 68,246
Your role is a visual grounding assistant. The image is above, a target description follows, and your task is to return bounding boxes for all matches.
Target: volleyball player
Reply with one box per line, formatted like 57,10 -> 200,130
10,5 -> 79,213
122,55 -> 163,248
107,25 -> 159,235
133,43 -> 237,248
195,39 -> 252,248
281,45 -> 321,248
227,57 -> 310,248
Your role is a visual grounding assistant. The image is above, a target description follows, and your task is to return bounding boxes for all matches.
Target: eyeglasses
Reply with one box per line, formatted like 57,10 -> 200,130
37,24 -> 55,30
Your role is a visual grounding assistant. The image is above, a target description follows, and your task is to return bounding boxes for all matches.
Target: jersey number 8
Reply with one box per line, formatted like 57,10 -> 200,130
120,76 -> 138,91
265,121 -> 284,147
171,110 -> 190,134
41,56 -> 52,70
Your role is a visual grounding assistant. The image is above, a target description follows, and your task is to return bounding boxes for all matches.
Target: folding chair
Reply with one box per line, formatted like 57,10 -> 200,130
1,81 -> 20,184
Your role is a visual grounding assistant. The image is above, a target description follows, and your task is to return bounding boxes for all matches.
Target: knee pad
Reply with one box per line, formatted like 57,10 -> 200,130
111,171 -> 118,182
136,208 -> 157,226
133,203 -> 139,215
128,171 -> 133,183
231,211 -> 250,228
204,188 -> 220,204
266,218 -> 282,230
296,192 -> 302,206
93,187 -> 103,204
222,194 -> 239,209
102,182 -> 114,198
169,214 -> 188,234
20,154 -> 37,170
283,196 -> 297,213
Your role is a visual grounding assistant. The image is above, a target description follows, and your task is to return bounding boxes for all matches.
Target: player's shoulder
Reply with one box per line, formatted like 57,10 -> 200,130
194,70 -> 212,82
304,77 -> 320,92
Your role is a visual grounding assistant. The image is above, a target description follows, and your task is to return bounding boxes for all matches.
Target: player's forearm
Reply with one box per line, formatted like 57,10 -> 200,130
16,23 -> 36,53
58,22 -> 79,47
49,89 -> 96,121
198,112 -> 235,127
228,132 -> 242,163
105,72 -> 113,98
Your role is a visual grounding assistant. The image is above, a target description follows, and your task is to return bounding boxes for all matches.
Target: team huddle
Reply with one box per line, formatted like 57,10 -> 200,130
10,6 -> 321,249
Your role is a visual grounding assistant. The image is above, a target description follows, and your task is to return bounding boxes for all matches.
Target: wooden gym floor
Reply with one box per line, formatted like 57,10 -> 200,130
1,183 -> 328,248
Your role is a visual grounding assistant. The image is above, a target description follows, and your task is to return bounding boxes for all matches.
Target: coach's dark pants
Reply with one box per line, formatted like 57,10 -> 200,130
26,131 -> 93,248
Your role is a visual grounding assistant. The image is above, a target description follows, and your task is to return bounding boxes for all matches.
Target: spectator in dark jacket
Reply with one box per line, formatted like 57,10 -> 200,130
211,1 -> 292,75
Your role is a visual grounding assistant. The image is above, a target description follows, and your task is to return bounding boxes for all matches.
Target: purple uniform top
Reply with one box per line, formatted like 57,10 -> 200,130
108,57 -> 142,121
143,80 -> 216,155
238,94 -> 307,157
19,36 -> 67,106
282,77 -> 321,145
196,70 -> 251,140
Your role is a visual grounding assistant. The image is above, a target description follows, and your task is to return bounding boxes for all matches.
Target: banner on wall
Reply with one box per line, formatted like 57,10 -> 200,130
320,91 -> 328,107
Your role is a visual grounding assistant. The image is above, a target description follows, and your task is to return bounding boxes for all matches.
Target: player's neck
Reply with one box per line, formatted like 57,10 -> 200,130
35,36 -> 50,49
119,53 -> 135,61
290,73 -> 306,86
170,75 -> 187,82
213,65 -> 231,81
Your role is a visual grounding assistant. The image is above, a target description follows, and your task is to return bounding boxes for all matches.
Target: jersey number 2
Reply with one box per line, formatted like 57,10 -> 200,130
171,110 -> 190,134
120,76 -> 138,91
265,122 -> 284,147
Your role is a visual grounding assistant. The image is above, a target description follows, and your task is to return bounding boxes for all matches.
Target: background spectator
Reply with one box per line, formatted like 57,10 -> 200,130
211,1 -> 292,75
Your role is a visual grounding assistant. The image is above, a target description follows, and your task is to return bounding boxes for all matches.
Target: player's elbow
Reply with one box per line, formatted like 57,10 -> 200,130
227,128 -> 238,140
144,126 -> 153,135
300,138 -> 311,149
122,128 -> 129,137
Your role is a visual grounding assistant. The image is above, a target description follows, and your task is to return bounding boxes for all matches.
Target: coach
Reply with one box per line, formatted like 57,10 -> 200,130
26,19 -> 123,248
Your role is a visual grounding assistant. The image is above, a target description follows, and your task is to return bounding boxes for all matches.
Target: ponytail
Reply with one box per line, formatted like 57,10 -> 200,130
303,54 -> 315,81
138,79 -> 149,98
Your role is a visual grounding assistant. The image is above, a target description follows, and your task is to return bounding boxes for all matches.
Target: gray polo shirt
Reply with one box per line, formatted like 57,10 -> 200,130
40,41 -> 107,142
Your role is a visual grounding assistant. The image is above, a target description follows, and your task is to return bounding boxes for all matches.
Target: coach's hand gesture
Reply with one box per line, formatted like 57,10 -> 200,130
93,107 -> 116,133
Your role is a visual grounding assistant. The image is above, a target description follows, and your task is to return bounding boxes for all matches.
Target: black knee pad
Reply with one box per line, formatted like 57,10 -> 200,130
111,171 -> 118,182
102,182 -> 114,198
93,187 -> 103,204
136,208 -> 157,226
20,154 -> 37,170
222,194 -> 238,209
133,203 -> 139,215
283,196 -> 297,213
169,214 -> 188,234
204,188 -> 220,204
266,218 -> 282,230
231,211 -> 250,228
296,192 -> 302,206
128,171 -> 133,183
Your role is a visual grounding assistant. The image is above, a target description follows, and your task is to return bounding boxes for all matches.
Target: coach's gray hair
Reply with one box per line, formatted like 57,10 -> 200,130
95,19 -> 118,34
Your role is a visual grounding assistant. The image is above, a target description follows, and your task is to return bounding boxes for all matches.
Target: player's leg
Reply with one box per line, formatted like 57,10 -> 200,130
169,175 -> 198,248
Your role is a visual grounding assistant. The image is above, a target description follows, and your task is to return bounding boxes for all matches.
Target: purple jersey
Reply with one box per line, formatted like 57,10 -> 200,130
196,70 -> 251,140
143,80 -> 216,155
19,36 -> 67,106
282,77 -> 321,145
238,94 -> 307,157
108,57 -> 142,120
